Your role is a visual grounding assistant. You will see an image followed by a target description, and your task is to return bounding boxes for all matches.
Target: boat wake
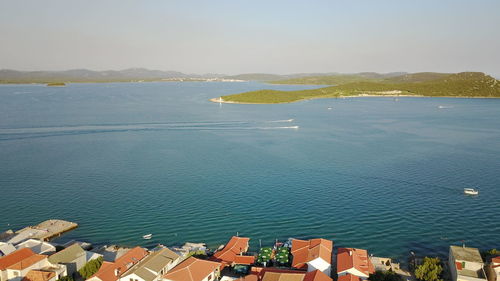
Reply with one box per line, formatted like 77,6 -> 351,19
266,119 -> 294,123
0,120 -> 299,141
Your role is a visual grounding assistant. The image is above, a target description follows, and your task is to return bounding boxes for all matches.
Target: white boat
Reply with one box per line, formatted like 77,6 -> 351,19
143,234 -> 153,239
464,188 -> 479,195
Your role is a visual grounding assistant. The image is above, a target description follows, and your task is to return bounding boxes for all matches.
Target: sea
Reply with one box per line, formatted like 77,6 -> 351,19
0,82 -> 499,262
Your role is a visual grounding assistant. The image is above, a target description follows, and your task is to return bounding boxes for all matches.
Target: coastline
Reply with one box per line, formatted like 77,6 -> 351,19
210,94 -> 500,104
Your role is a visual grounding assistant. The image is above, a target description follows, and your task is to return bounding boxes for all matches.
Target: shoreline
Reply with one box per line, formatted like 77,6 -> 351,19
210,94 -> 500,104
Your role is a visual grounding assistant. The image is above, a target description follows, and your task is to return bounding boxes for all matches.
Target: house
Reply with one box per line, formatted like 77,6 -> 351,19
87,247 -> 149,281
0,244 -> 16,257
22,270 -> 57,281
291,239 -> 333,275
162,257 -> 221,281
48,244 -> 86,277
337,248 -> 374,280
449,245 -> 487,281
212,237 -> 250,267
16,240 -> 55,255
119,248 -> 180,281
0,248 -> 50,281
489,257 -> 500,281
239,268 -> 332,281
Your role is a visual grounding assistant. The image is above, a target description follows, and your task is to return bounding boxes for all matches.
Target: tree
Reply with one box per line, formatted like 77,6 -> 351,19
414,257 -> 443,281
369,270 -> 403,281
57,276 -> 74,281
78,257 -> 104,279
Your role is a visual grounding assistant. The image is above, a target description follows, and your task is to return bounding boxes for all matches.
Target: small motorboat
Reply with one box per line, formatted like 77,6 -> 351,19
143,234 -> 153,240
464,188 -> 479,195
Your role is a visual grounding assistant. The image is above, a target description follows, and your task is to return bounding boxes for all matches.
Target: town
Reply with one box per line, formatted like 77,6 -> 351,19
1,220 -> 498,281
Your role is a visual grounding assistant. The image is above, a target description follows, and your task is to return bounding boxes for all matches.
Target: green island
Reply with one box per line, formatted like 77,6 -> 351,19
216,72 -> 500,104
46,82 -> 66,87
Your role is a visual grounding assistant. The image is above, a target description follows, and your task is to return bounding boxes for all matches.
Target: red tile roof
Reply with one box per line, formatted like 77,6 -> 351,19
492,256 -> 500,264
234,255 -> 255,265
0,248 -> 47,271
246,268 -> 332,281
337,248 -> 374,277
303,270 -> 333,281
213,236 -> 250,264
163,257 -> 221,281
291,239 -> 333,269
23,270 -> 56,281
338,274 -> 361,281
90,247 -> 148,281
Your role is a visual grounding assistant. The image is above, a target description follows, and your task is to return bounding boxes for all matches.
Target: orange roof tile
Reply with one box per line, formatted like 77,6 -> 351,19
234,255 -> 255,265
337,248 -> 375,276
0,248 -> 37,270
8,254 -> 47,270
492,256 -> 500,264
338,274 -> 361,281
163,257 -> 221,281
304,270 -> 333,281
213,236 -> 250,264
23,270 -> 56,281
291,239 -> 333,269
90,247 -> 148,281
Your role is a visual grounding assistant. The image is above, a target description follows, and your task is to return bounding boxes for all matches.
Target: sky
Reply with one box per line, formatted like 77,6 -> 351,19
1,0 -> 499,76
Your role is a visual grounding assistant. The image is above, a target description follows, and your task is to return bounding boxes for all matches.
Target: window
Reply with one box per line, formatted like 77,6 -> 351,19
14,272 -> 19,277
208,275 -> 212,281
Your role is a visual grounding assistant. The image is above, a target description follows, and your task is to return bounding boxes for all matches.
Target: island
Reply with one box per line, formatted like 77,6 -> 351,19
46,82 -> 66,87
213,72 -> 500,104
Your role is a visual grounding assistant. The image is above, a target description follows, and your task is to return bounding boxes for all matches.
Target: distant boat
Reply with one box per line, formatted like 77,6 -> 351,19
327,107 -> 332,110
438,105 -> 453,109
464,188 -> 479,195
143,234 -> 153,239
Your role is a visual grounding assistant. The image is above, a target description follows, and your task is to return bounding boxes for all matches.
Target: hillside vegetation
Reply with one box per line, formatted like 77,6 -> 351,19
220,72 -> 500,104
271,72 -> 407,85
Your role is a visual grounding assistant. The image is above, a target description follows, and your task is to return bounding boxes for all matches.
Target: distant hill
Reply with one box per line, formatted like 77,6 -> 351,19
0,68 -> 225,83
219,72 -> 500,103
223,73 -> 287,81
270,72 -> 408,85
384,72 -> 451,83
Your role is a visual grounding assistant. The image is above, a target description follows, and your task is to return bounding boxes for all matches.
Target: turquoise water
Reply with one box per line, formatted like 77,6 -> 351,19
1,82 -> 499,261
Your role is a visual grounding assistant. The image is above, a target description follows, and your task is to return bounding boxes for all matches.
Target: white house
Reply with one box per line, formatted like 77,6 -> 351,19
491,257 -> 500,281
119,248 -> 180,281
0,244 -> 16,257
87,247 -> 149,281
449,245 -> 487,281
16,240 -> 56,255
0,248 -> 51,281
291,238 -> 333,276
337,248 -> 375,280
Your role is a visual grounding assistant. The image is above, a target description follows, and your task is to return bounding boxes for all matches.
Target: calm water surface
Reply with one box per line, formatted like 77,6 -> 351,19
0,82 -> 499,261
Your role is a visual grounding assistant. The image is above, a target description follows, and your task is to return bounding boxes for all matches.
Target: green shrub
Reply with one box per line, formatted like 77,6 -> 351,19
57,276 -> 74,281
414,257 -> 443,281
79,257 -> 103,279
369,271 -> 403,281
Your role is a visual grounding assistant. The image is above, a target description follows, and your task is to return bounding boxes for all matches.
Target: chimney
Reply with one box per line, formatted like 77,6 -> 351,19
349,250 -> 352,256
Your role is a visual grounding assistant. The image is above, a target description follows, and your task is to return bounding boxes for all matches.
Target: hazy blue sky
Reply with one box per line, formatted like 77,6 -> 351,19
1,0 -> 499,75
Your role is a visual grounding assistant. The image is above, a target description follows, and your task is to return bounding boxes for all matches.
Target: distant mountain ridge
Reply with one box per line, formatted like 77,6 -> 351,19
0,68 -> 226,83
